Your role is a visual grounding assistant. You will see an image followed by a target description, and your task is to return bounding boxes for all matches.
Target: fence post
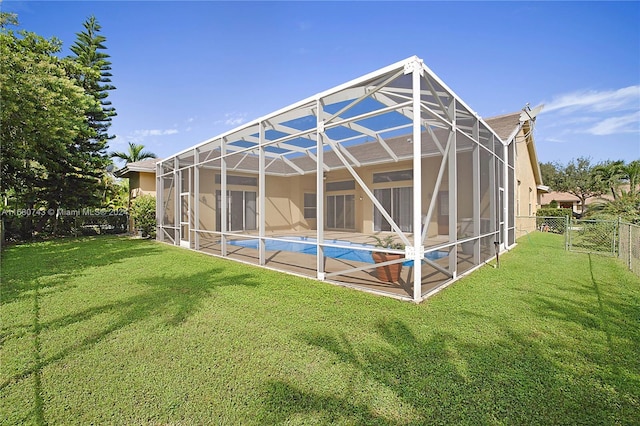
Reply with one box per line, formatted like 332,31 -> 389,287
629,222 -> 633,271
565,215 -> 569,251
613,219 -> 618,256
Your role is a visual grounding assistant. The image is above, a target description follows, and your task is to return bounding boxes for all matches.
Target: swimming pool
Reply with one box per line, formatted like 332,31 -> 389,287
227,236 -> 448,266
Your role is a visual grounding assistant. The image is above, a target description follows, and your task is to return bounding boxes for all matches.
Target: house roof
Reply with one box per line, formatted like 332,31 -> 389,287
540,191 -> 617,206
486,109 -> 545,189
114,158 -> 159,178
484,112 -> 521,141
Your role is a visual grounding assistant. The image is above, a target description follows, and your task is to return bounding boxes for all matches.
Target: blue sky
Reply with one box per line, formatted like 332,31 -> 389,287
5,1 -> 640,167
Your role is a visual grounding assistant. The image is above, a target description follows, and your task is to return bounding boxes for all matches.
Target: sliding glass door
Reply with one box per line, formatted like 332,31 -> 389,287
326,194 -> 355,230
373,187 -> 413,232
216,190 -> 257,232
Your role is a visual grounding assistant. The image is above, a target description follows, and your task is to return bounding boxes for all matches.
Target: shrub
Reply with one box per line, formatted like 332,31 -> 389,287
130,195 -> 156,238
536,208 -> 572,234
536,207 -> 572,218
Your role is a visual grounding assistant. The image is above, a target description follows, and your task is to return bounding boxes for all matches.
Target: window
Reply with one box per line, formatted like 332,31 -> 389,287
326,194 -> 355,229
373,169 -> 413,183
326,180 -> 355,192
215,174 -> 258,186
303,193 -> 316,219
374,187 -> 413,232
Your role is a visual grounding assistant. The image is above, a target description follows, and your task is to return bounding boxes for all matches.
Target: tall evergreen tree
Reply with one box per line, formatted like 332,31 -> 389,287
68,15 -> 116,144
1,19 -> 100,235
25,14 -> 120,232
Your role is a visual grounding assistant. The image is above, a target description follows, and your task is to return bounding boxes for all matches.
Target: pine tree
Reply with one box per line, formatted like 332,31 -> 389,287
68,15 -> 116,144
1,19 -> 100,236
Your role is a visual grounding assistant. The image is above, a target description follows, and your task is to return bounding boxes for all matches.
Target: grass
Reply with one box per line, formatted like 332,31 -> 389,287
1,233 -> 639,425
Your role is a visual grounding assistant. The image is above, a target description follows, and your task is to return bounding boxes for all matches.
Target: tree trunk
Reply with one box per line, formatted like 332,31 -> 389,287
580,197 -> 587,215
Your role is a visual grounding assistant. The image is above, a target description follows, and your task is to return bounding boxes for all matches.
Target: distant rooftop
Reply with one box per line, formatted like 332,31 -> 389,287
114,158 -> 159,178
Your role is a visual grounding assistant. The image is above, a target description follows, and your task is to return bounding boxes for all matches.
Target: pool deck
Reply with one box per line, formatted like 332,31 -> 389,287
194,230 -> 476,300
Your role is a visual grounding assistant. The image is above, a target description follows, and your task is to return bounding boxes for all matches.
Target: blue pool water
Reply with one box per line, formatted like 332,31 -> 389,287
227,237 -> 448,266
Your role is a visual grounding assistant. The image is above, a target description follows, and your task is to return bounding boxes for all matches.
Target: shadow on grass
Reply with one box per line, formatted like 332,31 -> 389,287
261,263 -> 640,425
2,239 -> 262,425
259,320 -> 571,425
524,253 -> 640,418
1,236 -> 163,305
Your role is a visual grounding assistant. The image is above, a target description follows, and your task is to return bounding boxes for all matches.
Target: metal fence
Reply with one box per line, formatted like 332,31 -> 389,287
619,221 -> 640,277
568,219 -> 618,255
517,215 -> 640,278
1,213 -> 128,244
516,216 -> 569,249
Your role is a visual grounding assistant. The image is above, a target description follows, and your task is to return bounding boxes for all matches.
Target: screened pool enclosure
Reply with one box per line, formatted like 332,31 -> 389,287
157,56 -> 516,302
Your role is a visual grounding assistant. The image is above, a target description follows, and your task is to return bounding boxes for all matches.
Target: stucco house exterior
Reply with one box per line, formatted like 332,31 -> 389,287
114,158 -> 158,202
485,112 -> 548,237
115,158 -> 158,232
151,56 -> 545,302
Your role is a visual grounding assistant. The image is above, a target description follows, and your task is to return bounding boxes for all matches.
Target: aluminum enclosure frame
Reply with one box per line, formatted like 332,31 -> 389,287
156,56 -> 515,302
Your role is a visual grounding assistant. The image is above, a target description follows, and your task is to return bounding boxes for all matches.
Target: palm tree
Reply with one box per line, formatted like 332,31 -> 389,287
622,160 -> 640,197
592,160 -> 625,200
109,142 -> 157,164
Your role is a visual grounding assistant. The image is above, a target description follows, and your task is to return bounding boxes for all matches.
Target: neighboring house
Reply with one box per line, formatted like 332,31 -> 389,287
114,159 -> 158,202
152,56 -> 545,302
541,187 -> 625,216
115,159 -> 159,233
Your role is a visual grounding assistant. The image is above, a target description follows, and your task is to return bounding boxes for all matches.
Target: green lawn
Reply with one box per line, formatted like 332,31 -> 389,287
1,233 -> 639,425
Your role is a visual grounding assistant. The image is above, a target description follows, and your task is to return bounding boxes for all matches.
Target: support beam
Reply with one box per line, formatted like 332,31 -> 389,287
421,132 -> 454,245
324,136 -> 412,248
316,102 -> 325,280
448,101 -> 458,280
411,61 -> 423,302
221,138 -> 227,256
259,122 -> 266,265
422,74 -> 450,118
324,68 -> 405,124
503,142 -> 509,250
173,158 -> 179,246
472,120 -> 481,264
194,148 -> 200,250
155,163 -> 161,242
281,156 -> 306,175
322,113 -> 399,162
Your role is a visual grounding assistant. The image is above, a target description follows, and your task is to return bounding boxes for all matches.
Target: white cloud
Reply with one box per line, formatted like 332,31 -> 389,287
544,137 -> 566,144
134,128 -> 178,137
543,85 -> 640,114
587,111 -> 640,135
126,128 -> 179,143
539,85 -> 640,140
216,112 -> 247,127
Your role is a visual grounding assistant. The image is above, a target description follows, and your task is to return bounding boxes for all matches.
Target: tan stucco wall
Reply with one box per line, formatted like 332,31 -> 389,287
514,130 -> 538,217
130,171 -> 157,199
197,168 -> 217,232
